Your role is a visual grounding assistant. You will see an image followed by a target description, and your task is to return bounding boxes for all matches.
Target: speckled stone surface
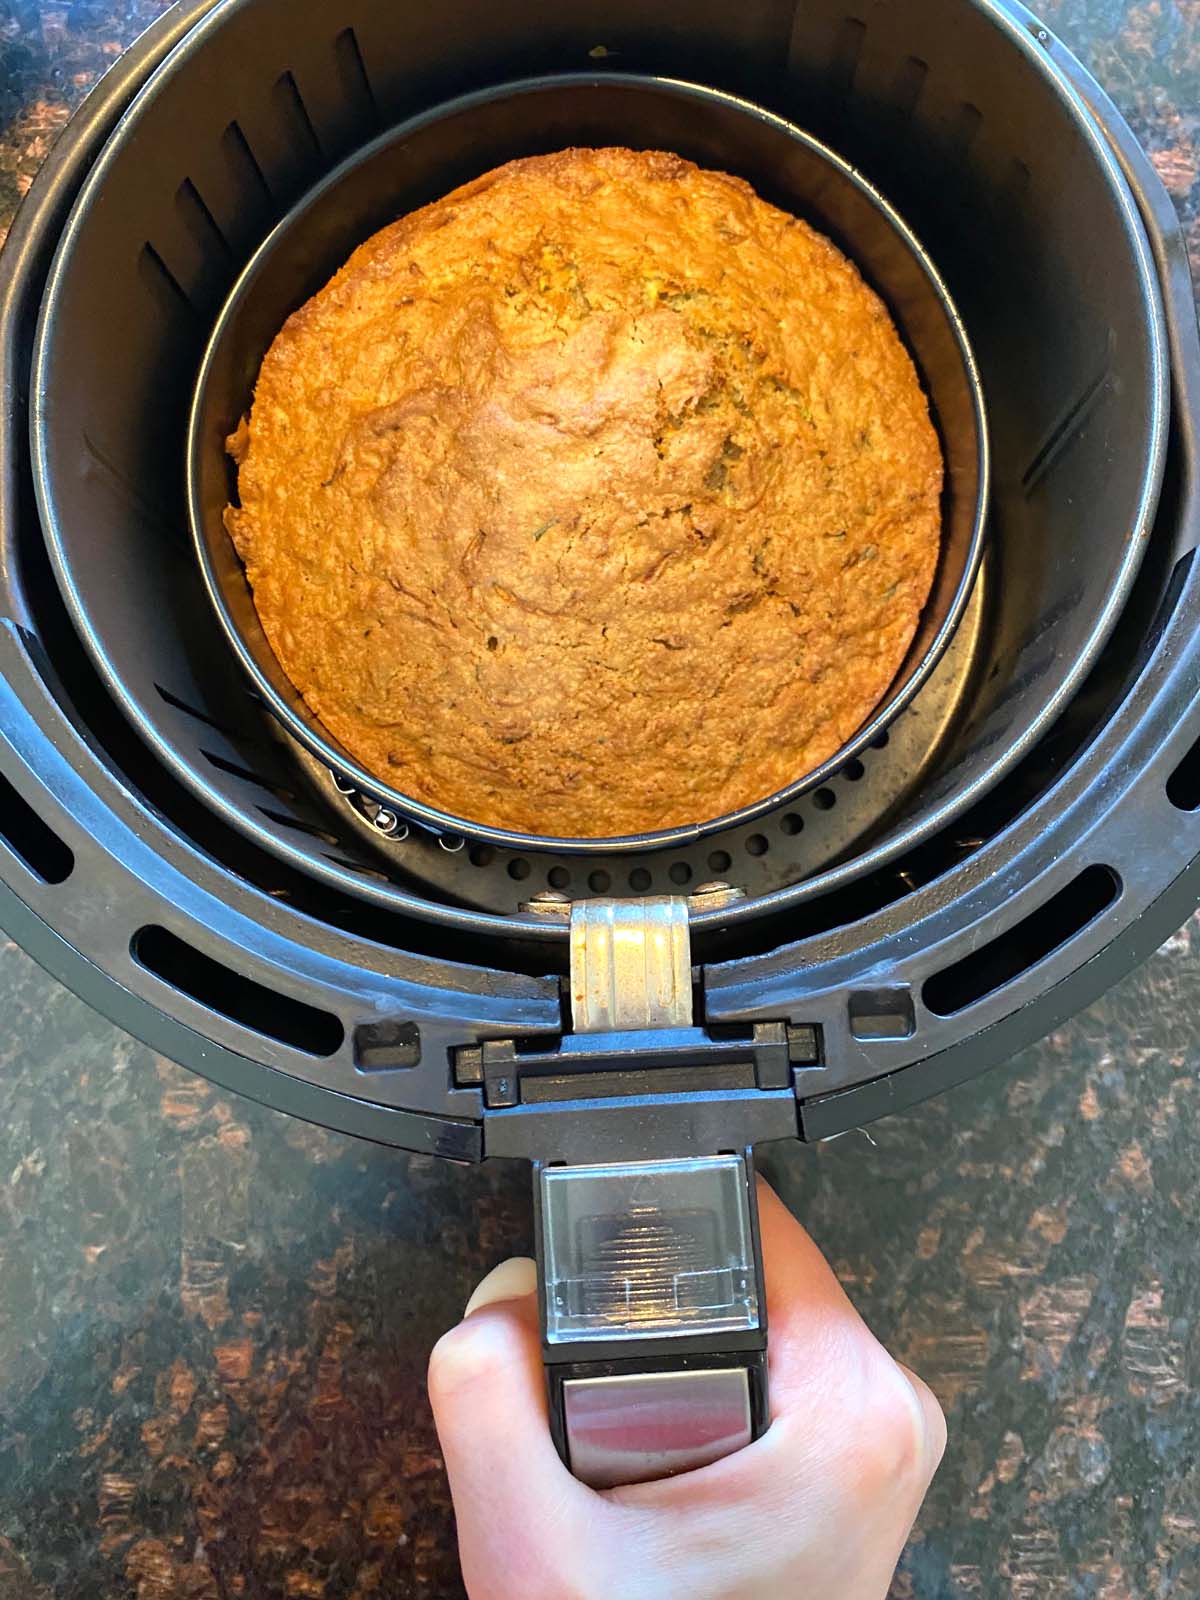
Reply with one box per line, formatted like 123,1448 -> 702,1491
3,3 -> 1200,1597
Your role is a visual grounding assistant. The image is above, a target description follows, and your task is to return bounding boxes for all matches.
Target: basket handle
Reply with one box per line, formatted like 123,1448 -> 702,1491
535,1148 -> 769,1487
532,897 -> 770,1487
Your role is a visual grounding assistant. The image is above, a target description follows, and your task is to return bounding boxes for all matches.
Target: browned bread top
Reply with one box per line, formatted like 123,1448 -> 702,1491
226,147 -> 942,837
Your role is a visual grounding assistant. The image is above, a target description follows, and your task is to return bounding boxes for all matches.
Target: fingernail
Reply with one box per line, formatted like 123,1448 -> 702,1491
463,1256 -> 537,1319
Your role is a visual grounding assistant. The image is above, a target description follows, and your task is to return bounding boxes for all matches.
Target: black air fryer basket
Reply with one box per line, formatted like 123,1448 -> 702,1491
3,0 -> 1200,1484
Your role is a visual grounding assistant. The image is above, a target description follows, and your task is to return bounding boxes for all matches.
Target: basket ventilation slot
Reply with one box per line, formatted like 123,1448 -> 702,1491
923,865 -> 1119,1016
155,682 -> 239,737
831,16 -> 867,96
256,806 -> 340,846
201,748 -> 298,802
892,56 -> 929,119
333,27 -> 377,122
0,773 -> 74,885
221,119 -> 273,204
273,70 -> 322,158
1167,732 -> 1200,811
139,243 -> 197,319
175,177 -> 232,258
956,101 -> 983,149
133,925 -> 344,1055
1022,360 -> 1111,498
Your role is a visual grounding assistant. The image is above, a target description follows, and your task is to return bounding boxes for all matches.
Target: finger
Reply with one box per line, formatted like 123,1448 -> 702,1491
756,1177 -> 861,1320
755,1177 -> 880,1406
616,1181 -> 941,1509
428,1258 -> 594,1598
756,1180 -> 946,1517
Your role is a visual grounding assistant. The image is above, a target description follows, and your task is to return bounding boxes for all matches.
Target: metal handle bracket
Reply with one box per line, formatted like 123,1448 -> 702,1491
569,895 -> 694,1033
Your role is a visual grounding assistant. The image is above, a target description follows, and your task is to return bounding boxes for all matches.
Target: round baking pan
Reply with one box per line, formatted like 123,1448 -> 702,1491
187,73 -> 989,857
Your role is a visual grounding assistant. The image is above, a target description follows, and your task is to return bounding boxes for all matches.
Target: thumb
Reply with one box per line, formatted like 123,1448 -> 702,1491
428,1258 -> 595,1598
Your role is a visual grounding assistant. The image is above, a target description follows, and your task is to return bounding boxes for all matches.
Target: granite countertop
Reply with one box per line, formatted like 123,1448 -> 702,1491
3,3 -> 1200,1597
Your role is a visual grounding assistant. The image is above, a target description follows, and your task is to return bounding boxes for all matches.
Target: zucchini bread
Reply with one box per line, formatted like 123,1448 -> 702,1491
225,147 -> 943,838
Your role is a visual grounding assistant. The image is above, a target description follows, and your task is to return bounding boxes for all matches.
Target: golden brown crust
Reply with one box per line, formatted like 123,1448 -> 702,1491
226,147 -> 942,837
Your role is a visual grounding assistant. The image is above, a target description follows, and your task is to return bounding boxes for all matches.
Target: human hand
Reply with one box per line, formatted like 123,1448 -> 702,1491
428,1179 -> 946,1600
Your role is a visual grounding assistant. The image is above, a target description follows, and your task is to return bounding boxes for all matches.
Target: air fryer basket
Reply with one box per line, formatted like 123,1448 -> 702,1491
186,73 -> 988,855
0,0 -> 1198,1163
29,0 -> 1165,927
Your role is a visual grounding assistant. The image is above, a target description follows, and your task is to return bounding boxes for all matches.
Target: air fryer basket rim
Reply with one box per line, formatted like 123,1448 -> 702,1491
186,69 -> 990,857
1,0 -> 1199,1159
25,0 -> 1167,938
